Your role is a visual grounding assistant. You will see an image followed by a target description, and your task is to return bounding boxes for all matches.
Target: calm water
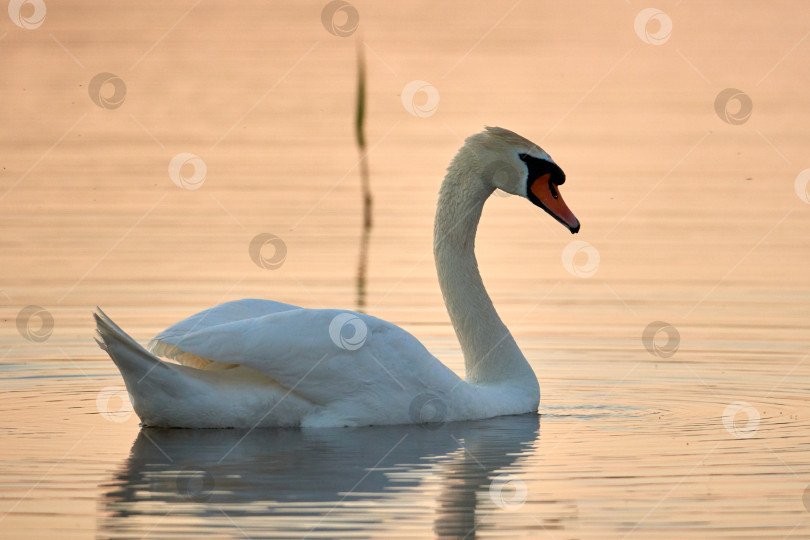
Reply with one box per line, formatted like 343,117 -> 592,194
2,1 -> 810,538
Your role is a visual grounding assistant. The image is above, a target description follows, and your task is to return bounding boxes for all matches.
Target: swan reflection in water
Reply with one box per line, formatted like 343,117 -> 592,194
101,414 -> 540,538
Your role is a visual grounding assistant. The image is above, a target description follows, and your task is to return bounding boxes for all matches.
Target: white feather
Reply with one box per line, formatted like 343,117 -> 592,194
95,127 -> 571,428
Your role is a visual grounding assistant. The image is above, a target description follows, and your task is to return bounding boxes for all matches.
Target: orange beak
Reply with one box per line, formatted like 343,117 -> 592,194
529,173 -> 580,233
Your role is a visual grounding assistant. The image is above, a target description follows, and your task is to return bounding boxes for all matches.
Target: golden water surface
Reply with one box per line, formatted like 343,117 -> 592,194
1,1 -> 809,538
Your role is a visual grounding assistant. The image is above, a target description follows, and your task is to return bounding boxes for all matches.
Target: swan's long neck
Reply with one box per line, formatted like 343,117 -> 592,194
434,149 -> 537,387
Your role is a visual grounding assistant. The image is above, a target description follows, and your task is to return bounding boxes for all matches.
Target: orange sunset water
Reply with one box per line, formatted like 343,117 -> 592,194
1,1 -> 809,538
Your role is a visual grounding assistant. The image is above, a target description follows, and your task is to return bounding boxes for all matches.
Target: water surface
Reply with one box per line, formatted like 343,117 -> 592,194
1,1 -> 809,538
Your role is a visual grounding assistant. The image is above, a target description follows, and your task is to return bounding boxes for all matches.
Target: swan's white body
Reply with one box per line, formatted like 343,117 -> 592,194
95,127 -> 579,428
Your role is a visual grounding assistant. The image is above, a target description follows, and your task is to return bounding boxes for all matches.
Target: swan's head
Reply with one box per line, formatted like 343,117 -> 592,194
467,126 -> 579,234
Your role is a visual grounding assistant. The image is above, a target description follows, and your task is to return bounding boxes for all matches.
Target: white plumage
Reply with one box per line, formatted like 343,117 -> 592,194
95,127 -> 579,428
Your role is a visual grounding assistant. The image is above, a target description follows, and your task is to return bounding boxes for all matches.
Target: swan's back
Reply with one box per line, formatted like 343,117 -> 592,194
96,301 -> 489,428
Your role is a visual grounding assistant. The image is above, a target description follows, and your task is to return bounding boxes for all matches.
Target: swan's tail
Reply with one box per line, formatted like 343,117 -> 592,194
94,308 -> 170,379
94,308 -> 305,428
94,308 -> 182,423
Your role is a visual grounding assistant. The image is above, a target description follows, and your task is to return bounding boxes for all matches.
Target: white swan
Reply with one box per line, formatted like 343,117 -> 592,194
95,127 -> 579,428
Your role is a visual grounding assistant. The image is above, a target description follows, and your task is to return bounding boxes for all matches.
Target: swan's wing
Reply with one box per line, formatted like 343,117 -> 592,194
148,307 -> 464,412
149,299 -> 300,369
154,299 -> 300,336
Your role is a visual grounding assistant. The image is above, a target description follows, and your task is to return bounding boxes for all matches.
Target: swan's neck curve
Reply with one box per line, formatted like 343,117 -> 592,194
434,148 -> 538,390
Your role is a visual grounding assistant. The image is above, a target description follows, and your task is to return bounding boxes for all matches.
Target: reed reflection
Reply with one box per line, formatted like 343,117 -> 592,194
355,38 -> 371,312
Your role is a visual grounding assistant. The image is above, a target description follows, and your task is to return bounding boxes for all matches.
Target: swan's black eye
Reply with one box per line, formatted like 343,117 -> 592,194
519,153 -> 566,186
